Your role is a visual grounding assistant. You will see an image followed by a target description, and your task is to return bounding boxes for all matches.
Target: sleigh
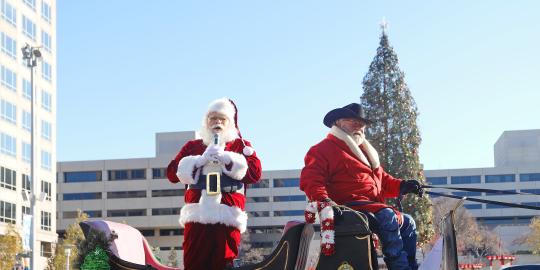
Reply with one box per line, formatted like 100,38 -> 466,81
80,206 -> 458,270
80,219 -> 316,270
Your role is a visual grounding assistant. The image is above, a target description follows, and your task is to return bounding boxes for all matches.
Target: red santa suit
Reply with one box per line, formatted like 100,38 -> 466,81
167,98 -> 262,270
300,126 -> 403,219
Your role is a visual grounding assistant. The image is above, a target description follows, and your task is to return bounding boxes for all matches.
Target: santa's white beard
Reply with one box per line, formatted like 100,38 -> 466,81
352,132 -> 365,145
199,124 -> 238,146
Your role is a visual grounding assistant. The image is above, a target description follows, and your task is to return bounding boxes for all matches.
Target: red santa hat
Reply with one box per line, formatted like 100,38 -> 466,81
206,98 -> 255,156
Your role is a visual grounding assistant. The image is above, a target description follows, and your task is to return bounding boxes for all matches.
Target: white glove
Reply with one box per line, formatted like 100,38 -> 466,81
196,144 -> 223,167
215,150 -> 232,165
195,155 -> 209,168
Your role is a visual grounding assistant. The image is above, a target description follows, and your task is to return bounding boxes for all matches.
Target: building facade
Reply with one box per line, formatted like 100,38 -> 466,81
1,0 -> 57,269
56,130 -> 540,265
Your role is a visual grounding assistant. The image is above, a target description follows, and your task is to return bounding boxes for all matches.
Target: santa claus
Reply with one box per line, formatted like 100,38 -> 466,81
166,98 -> 262,270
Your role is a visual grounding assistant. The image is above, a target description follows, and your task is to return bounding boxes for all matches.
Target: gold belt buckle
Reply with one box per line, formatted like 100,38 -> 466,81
206,172 -> 221,196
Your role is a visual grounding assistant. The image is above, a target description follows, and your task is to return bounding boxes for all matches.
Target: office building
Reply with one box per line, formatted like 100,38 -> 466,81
1,0 -> 57,269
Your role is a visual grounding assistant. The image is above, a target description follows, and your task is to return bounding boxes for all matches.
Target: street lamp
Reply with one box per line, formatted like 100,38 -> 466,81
21,44 -> 42,270
64,244 -> 73,270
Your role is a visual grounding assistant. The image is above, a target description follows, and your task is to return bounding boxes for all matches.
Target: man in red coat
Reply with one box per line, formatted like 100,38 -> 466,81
300,103 -> 423,270
167,98 -> 262,270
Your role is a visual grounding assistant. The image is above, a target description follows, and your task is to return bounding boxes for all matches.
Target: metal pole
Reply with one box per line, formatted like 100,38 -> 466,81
29,51 -> 36,270
65,247 -> 71,270
22,44 -> 40,270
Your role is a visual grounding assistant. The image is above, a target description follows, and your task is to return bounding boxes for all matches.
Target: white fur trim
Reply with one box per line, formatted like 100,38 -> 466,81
177,156 -> 201,185
242,146 -> 255,156
306,202 -> 318,214
179,192 -> 248,233
221,151 -> 248,180
320,230 -> 335,244
330,126 -> 380,168
319,205 -> 334,220
207,98 -> 236,123
360,140 -> 380,168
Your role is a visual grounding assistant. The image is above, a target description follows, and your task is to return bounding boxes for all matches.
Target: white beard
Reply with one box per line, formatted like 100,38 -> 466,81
352,132 -> 365,145
198,123 -> 239,146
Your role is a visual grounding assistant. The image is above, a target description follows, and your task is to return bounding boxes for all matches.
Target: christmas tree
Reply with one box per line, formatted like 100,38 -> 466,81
361,21 -> 434,244
80,247 -> 110,270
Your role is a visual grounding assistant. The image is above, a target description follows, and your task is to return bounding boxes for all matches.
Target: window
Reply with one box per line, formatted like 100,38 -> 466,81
1,166 -> 16,190
63,210 -> 102,218
41,150 -> 51,170
159,229 -> 183,236
273,178 -> 300,187
485,190 -> 515,196
151,189 -> 184,197
23,0 -> 35,10
250,179 -> 269,188
41,31 -> 51,52
1,132 -> 16,157
139,229 -> 155,237
1,65 -> 17,91
521,189 -> 540,195
41,1 -> 51,23
246,196 -> 269,203
41,120 -> 51,140
21,206 -> 30,222
247,226 -> 281,234
22,110 -> 31,131
107,209 -> 146,217
1,0 -> 16,26
23,79 -> 32,100
273,210 -> 304,216
64,171 -> 102,183
486,204 -> 511,209
248,211 -> 270,217
41,90 -> 52,111
22,142 -> 31,162
22,16 -> 36,40
40,211 -> 51,231
62,192 -> 102,201
1,99 -> 16,124
22,174 -> 31,191
452,192 -> 482,197
273,195 -> 307,202
450,175 -> 481,184
463,204 -> 482,210
523,202 -> 540,207
520,173 -> 540,182
40,241 -> 52,257
108,169 -> 146,181
1,32 -> 16,59
41,181 -> 51,201
107,190 -> 146,199
152,168 -> 165,179
152,208 -> 181,216
42,61 -> 52,81
1,200 -> 16,224
485,174 -> 515,183
426,177 -> 447,185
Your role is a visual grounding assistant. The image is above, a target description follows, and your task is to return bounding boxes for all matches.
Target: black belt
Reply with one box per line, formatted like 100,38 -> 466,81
189,174 -> 244,193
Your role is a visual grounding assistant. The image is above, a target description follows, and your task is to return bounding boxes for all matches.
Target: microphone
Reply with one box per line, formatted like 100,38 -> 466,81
213,133 -> 220,145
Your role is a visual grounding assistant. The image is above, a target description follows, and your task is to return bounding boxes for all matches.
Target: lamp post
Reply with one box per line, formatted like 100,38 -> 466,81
21,44 -> 42,270
64,244 -> 73,270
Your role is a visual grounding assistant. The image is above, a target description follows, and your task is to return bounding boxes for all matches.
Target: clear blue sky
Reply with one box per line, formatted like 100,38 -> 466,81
57,1 -> 540,171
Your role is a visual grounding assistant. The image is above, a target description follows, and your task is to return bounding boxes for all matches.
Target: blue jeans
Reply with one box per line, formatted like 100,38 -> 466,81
373,208 -> 418,270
